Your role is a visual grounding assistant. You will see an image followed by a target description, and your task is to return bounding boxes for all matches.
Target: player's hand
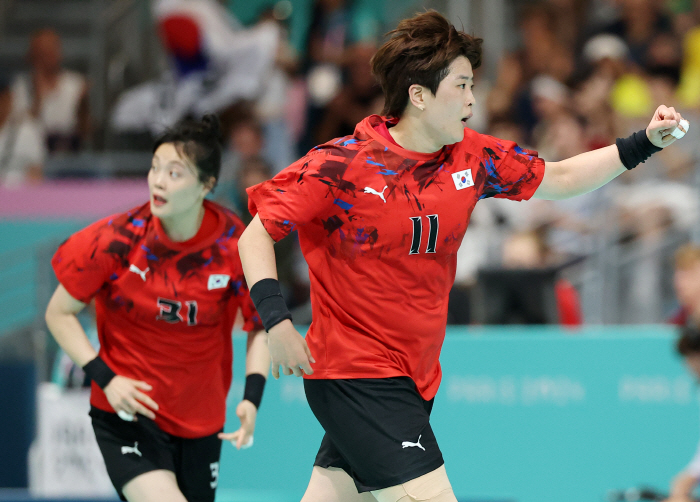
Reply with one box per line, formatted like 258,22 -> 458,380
103,375 -> 159,421
218,400 -> 257,450
663,497 -> 694,502
267,319 -> 315,379
646,105 -> 688,148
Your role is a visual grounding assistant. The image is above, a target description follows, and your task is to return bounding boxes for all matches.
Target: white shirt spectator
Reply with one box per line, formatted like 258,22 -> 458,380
0,114 -> 46,186
11,70 -> 85,136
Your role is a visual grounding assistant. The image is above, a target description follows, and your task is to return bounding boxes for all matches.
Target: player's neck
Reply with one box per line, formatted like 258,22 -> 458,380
388,113 -> 444,154
159,204 -> 205,242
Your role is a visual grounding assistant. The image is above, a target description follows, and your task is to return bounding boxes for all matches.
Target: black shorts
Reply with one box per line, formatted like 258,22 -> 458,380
90,407 -> 222,502
304,377 -> 444,493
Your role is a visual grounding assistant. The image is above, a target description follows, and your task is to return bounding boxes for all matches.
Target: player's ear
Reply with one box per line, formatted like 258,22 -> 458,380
201,176 -> 216,197
407,84 -> 427,112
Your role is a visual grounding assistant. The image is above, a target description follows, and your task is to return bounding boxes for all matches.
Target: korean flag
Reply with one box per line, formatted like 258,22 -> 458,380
452,169 -> 474,190
208,274 -> 231,290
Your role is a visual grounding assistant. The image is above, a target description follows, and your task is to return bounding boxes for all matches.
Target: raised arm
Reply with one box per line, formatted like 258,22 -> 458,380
238,215 -> 315,379
534,105 -> 687,200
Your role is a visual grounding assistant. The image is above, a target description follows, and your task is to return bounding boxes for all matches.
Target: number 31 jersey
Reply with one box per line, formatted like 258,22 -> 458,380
52,200 -> 262,438
248,115 -> 545,400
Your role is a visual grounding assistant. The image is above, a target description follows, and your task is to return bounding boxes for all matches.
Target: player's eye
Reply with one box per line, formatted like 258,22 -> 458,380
170,170 -> 181,179
459,84 -> 466,89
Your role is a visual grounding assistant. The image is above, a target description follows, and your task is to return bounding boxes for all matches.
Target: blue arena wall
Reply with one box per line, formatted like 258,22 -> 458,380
220,325 -> 696,502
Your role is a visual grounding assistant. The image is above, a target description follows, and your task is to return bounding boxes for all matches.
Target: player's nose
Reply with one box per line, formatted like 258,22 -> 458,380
465,91 -> 475,107
150,169 -> 167,189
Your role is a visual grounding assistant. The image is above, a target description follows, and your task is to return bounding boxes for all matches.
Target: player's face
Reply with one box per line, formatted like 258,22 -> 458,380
674,262 -> 700,308
421,56 -> 475,146
148,143 -> 208,219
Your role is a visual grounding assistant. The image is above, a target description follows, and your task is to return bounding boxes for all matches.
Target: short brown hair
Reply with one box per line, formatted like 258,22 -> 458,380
370,11 -> 483,118
675,244 -> 700,270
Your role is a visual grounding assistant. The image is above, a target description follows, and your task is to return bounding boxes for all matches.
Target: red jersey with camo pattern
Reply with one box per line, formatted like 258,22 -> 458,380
52,200 -> 263,438
248,115 -> 545,400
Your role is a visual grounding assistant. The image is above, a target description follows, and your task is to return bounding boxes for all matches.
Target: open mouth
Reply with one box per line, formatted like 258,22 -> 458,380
152,194 -> 167,207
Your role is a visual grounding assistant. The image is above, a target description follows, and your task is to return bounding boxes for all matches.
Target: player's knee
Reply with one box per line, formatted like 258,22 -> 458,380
371,465 -> 456,502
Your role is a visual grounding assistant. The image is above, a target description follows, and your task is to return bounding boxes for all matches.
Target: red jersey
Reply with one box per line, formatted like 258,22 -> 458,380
248,115 -> 545,400
52,200 -> 262,438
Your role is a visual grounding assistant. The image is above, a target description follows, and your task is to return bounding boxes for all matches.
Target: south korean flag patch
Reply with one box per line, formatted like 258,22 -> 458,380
452,169 -> 474,190
208,274 -> 231,290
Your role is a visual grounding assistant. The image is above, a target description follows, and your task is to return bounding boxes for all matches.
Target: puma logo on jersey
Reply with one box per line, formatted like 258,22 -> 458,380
129,264 -> 149,281
452,169 -> 474,190
363,185 -> 387,203
208,274 -> 231,290
121,441 -> 142,456
402,435 -> 425,451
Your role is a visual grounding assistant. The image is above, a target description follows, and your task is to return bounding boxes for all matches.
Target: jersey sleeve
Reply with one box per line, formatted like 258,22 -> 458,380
51,216 -> 124,303
479,136 -> 545,201
247,148 -> 342,242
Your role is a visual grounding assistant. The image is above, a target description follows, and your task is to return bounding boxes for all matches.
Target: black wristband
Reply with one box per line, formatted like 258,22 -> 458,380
82,356 -> 116,389
615,129 -> 662,170
249,278 -> 292,332
243,373 -> 266,409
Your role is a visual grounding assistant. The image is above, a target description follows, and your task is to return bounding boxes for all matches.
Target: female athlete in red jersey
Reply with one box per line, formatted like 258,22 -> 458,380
45,115 -> 268,502
239,11 -> 688,502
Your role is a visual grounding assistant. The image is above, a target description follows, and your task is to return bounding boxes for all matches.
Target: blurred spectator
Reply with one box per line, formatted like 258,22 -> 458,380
616,201 -> 681,323
677,10 -> 700,107
0,72 -> 46,187
669,244 -> 700,328
253,7 -> 299,174
313,42 -> 383,144
217,155 -> 273,224
306,0 -> 352,70
11,29 -> 89,153
299,0 -> 353,153
530,75 -> 588,161
219,114 -> 267,187
572,35 -> 627,149
298,0 -> 384,153
593,0 -> 674,68
487,2 -> 575,140
500,229 -> 583,326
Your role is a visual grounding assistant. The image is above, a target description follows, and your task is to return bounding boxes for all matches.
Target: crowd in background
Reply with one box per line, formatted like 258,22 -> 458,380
1,0 -> 699,325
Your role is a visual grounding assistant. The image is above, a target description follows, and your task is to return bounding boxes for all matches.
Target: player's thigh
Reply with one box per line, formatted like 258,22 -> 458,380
177,430 -> 223,502
304,378 -> 443,492
302,466 -> 376,502
370,465 -> 457,502
90,406 -> 177,500
122,469 -> 188,502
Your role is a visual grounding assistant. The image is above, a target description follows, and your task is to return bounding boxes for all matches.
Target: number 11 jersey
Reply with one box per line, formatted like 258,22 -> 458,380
248,115 -> 545,400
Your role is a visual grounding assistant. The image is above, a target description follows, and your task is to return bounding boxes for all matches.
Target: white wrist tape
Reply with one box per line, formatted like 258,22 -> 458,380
117,410 -> 135,422
241,436 -> 254,449
671,119 -> 690,139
